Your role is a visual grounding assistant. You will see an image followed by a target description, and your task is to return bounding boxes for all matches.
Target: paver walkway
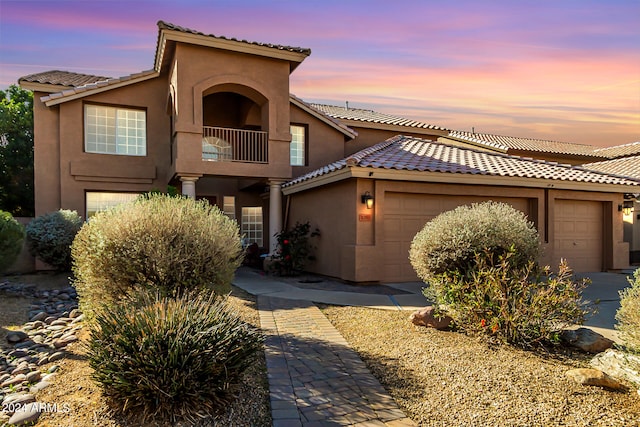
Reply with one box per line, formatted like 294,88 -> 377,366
258,295 -> 417,427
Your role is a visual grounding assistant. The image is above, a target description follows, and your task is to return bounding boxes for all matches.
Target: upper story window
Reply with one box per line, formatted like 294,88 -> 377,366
290,124 -> 307,166
85,105 -> 146,156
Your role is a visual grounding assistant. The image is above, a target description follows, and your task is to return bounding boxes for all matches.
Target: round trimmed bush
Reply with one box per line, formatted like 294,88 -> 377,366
25,209 -> 82,271
71,194 -> 243,318
409,201 -> 540,282
0,210 -> 24,273
87,289 -> 263,423
616,269 -> 640,354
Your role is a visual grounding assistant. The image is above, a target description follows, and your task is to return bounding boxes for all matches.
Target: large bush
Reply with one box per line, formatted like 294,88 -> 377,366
409,201 -> 540,282
25,209 -> 82,271
72,194 -> 243,318
436,250 -> 589,347
87,289 -> 263,423
270,221 -> 319,276
409,202 -> 588,348
0,210 -> 24,273
616,269 -> 640,353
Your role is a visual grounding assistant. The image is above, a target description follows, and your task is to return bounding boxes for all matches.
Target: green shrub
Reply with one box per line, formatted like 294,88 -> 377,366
72,194 -> 243,318
410,201 -> 540,282
25,209 -> 82,271
86,289 -> 263,423
270,221 -> 319,276
432,249 -> 589,347
616,269 -> 640,353
0,211 -> 24,273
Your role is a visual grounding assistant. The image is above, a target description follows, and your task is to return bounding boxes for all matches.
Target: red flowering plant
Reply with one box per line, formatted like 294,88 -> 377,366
271,221 -> 320,276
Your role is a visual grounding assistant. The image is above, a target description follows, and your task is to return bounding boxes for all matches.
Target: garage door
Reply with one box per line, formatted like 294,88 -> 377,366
383,193 -> 530,282
554,200 -> 603,272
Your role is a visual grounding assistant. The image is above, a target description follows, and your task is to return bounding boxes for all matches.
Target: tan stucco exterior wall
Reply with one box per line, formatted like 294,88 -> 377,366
287,178 -> 630,283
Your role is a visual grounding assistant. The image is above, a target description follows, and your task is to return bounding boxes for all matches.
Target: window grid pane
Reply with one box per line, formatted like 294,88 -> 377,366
241,207 -> 263,247
223,196 -> 236,220
290,125 -> 305,166
85,105 -> 146,156
86,192 -> 139,218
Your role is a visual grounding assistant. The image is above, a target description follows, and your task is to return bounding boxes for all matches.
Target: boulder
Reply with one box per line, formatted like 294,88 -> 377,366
560,328 -> 614,353
409,306 -> 452,330
7,401 -> 41,426
590,349 -> 640,388
5,331 -> 28,344
565,368 -> 628,391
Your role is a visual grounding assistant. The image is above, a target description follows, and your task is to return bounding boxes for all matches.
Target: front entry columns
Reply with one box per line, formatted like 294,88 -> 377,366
180,176 -> 200,199
268,179 -> 285,253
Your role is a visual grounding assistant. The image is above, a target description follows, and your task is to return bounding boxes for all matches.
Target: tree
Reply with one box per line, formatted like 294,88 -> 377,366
0,85 -> 34,216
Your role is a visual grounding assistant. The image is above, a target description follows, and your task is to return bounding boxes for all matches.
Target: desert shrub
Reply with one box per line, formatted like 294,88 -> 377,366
432,249 -> 589,347
72,194 -> 243,318
0,211 -> 24,273
616,269 -> 640,353
409,201 -> 540,282
270,221 -> 319,276
25,209 -> 82,271
87,289 -> 263,423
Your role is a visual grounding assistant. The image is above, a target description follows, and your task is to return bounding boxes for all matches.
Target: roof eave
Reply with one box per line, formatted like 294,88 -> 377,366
283,166 -> 639,195
289,96 -> 358,139
18,81 -> 73,93
42,71 -> 160,106
156,28 -> 310,75
338,118 -> 449,136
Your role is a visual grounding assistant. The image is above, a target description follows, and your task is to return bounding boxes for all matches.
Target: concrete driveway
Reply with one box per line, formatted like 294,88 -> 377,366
575,269 -> 636,342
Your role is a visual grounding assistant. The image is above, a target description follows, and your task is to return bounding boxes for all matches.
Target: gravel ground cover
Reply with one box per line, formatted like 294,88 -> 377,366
0,273 -> 271,427
321,304 -> 640,427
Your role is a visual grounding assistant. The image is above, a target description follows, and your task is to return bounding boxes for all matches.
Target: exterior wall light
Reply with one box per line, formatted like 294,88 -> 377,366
361,191 -> 374,209
621,200 -> 634,216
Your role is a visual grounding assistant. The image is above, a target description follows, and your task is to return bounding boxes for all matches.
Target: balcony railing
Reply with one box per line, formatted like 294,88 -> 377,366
202,126 -> 268,164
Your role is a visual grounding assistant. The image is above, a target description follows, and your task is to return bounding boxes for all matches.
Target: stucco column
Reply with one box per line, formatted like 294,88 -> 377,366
268,180 -> 285,253
180,176 -> 199,199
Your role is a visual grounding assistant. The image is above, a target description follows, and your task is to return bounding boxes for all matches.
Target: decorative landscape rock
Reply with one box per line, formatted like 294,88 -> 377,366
409,306 -> 453,330
7,401 -> 42,426
565,368 -> 628,391
560,327 -> 614,353
590,349 -> 640,388
0,280 -> 82,425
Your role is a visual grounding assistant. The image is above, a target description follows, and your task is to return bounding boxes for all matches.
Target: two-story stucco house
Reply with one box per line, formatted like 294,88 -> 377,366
19,21 -> 639,283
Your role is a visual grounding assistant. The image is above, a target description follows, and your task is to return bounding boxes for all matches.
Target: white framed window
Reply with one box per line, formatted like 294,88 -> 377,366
241,207 -> 263,247
86,192 -> 139,218
85,105 -> 146,156
290,125 -> 306,166
223,196 -> 236,220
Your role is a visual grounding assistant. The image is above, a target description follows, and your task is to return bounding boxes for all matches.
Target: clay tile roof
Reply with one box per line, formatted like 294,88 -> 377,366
283,135 -> 640,188
18,70 -> 111,88
583,155 -> 640,181
446,130 -> 605,157
310,104 -> 448,131
593,141 -> 640,159
290,95 -> 357,138
39,70 -> 158,104
157,21 -> 311,56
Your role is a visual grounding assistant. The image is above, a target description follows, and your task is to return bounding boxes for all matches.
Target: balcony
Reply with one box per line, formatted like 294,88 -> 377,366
202,126 -> 268,164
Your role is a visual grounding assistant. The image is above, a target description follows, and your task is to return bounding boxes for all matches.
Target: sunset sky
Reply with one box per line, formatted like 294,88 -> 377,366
1,0 -> 638,147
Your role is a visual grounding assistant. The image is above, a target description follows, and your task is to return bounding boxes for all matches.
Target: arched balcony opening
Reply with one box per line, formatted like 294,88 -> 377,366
202,85 -> 269,164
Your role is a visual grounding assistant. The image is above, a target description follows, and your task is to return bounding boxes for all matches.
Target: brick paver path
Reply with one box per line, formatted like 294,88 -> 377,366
258,295 -> 417,427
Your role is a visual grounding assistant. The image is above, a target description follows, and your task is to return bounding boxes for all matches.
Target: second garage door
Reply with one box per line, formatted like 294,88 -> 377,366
554,199 -> 603,272
383,193 -> 531,283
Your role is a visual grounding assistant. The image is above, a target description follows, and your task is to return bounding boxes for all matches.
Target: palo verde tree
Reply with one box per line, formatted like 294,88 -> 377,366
0,85 -> 34,217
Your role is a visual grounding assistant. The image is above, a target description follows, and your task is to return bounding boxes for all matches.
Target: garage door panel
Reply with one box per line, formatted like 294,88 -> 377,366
383,193 -> 531,282
554,200 -> 602,272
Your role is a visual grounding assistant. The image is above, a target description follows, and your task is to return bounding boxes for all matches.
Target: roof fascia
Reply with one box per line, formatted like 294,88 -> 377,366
157,29 -> 309,73
348,167 -> 638,193
289,96 -> 357,139
18,82 -> 73,93
282,168 -> 352,195
43,72 -> 160,107
339,119 -> 449,136
285,166 -> 638,195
